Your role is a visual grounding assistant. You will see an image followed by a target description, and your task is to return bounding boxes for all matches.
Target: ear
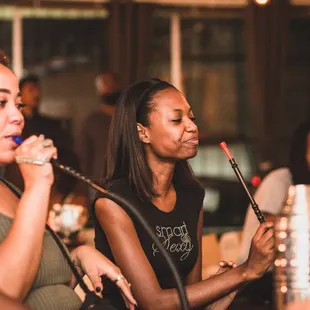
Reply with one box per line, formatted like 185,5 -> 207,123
137,123 -> 150,144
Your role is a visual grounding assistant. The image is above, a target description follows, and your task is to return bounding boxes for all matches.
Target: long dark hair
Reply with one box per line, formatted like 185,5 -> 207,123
103,78 -> 201,202
288,120 -> 310,185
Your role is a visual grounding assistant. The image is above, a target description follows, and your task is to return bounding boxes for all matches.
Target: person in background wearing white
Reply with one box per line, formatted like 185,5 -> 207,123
238,120 -> 310,305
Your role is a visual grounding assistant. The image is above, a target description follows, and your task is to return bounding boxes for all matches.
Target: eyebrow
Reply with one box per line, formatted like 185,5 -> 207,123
0,88 -> 11,94
0,89 -> 21,97
172,108 -> 193,113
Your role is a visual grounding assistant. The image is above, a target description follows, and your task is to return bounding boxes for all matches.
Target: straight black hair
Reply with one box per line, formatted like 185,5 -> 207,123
103,78 -> 202,202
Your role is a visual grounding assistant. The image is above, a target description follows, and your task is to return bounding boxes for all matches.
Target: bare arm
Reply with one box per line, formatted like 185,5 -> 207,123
0,293 -> 30,310
0,136 -> 56,301
186,210 -> 238,310
70,245 -> 137,309
95,198 -> 274,310
186,208 -> 203,285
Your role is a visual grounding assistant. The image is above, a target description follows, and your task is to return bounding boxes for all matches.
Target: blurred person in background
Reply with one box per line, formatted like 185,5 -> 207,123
75,71 -> 122,184
19,74 -> 72,149
238,119 -> 310,305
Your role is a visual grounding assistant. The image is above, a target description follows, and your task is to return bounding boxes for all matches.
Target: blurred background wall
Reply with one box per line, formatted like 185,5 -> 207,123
1,0 -> 310,226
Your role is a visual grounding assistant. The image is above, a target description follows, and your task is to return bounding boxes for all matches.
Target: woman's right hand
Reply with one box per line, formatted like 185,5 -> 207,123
243,222 -> 275,281
15,135 -> 57,188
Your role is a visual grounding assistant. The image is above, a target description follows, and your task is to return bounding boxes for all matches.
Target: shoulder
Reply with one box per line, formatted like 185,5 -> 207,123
253,167 -> 292,214
0,180 -> 20,218
101,178 -> 132,197
93,179 -> 138,212
94,180 -> 137,230
260,167 -> 292,187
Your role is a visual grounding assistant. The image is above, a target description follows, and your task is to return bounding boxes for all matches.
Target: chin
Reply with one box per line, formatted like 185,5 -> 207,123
0,151 -> 16,166
182,149 -> 198,160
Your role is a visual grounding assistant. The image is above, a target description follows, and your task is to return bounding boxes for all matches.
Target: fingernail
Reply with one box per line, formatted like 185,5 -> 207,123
95,287 -> 101,293
219,261 -> 224,266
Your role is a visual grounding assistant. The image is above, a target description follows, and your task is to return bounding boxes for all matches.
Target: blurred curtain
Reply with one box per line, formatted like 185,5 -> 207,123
245,0 -> 290,161
107,0 -> 155,87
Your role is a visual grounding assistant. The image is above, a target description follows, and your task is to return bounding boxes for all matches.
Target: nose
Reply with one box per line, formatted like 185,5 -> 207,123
185,118 -> 198,133
8,104 -> 23,126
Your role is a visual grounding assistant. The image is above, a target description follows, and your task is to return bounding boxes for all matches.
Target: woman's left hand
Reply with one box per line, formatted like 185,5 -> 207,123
72,245 -> 137,309
207,261 -> 238,309
215,260 -> 238,297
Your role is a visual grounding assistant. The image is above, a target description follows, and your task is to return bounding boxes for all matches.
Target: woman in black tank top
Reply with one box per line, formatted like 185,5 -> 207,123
94,78 -> 275,309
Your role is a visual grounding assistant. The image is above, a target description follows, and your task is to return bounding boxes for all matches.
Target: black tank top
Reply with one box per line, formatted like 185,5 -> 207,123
93,178 -> 204,309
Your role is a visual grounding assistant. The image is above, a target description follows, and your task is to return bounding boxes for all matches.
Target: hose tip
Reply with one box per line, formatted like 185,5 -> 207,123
219,142 -> 227,150
219,141 -> 233,160
12,136 -> 23,145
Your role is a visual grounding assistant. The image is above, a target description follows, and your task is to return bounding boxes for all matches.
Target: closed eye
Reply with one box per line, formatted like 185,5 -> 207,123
0,100 -> 7,107
16,103 -> 26,111
171,119 -> 182,123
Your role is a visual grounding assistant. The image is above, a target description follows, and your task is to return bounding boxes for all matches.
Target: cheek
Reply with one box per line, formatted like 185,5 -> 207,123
20,117 -> 25,130
151,127 -> 182,149
0,116 -> 7,134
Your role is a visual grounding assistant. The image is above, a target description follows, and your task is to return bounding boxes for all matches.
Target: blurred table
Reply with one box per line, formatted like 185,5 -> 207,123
203,226 -> 242,235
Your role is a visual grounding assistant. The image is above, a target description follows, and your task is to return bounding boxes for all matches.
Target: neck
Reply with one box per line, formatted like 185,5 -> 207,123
147,153 -> 175,197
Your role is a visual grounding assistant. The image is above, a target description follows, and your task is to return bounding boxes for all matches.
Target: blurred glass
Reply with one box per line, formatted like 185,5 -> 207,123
48,203 -> 89,245
0,20 -> 12,62
181,19 -> 248,137
148,15 -> 171,82
148,12 -> 248,138
23,18 -> 106,73
22,18 -> 108,135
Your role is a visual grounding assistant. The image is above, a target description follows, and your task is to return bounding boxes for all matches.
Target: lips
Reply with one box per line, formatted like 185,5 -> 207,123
184,137 -> 199,145
5,133 -> 22,142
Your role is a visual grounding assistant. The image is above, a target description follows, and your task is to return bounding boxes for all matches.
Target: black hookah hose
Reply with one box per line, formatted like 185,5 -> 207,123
13,136 -> 190,310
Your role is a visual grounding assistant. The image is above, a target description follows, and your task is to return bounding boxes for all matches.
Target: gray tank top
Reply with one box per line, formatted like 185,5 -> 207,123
0,179 -> 82,310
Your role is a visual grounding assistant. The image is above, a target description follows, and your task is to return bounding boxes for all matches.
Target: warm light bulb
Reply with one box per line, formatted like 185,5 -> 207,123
255,0 -> 270,5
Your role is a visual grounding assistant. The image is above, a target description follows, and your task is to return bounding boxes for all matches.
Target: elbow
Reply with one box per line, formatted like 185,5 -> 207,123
0,291 -> 26,304
0,281 -> 30,302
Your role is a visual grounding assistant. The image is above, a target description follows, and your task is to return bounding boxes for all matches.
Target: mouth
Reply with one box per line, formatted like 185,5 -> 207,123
5,133 -> 22,143
184,138 -> 199,146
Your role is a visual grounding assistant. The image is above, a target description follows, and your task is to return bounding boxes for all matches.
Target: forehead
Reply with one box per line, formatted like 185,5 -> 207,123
0,65 -> 19,95
154,88 -> 191,112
